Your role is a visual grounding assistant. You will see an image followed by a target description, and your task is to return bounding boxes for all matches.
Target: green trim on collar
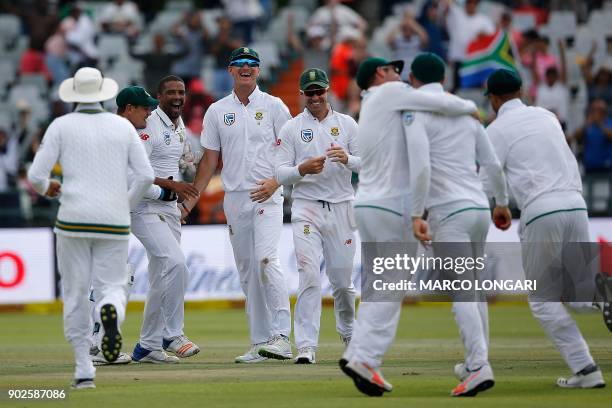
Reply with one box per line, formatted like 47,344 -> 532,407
353,204 -> 403,217
524,208 -> 587,227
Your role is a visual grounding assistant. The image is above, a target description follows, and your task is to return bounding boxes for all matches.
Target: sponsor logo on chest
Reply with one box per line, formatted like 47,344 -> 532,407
301,129 -> 314,143
224,113 -> 235,126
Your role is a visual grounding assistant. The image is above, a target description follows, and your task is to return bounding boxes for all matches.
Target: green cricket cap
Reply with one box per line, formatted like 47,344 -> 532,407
356,57 -> 404,90
410,52 -> 446,84
484,69 -> 522,96
229,47 -> 260,63
116,86 -> 158,108
299,68 -> 329,90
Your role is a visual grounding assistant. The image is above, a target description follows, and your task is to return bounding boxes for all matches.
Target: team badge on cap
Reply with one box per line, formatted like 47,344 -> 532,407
330,127 -> 339,137
224,113 -> 235,126
301,129 -> 313,143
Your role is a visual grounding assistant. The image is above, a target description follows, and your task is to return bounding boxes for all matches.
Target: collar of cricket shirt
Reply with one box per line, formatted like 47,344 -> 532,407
155,107 -> 185,131
303,104 -> 334,123
418,82 -> 444,94
498,98 -> 524,118
232,85 -> 262,106
75,102 -> 105,113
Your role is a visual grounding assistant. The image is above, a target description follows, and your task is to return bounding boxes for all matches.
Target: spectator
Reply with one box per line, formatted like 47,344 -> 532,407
329,27 -> 362,107
209,15 -> 241,99
171,11 -> 209,87
513,0 -> 549,27
221,0 -> 264,45
522,34 -> 559,99
581,43 -> 612,115
44,22 -> 70,85
417,0 -> 447,60
98,0 -> 142,39
61,2 -> 98,68
443,0 -> 495,91
0,129 -> 18,192
574,99 -> 612,173
130,33 -> 188,95
309,0 -> 367,50
535,40 -> 569,128
13,100 -> 38,165
499,11 -> 524,50
386,9 -> 428,81
303,25 -> 330,72
19,40 -> 52,82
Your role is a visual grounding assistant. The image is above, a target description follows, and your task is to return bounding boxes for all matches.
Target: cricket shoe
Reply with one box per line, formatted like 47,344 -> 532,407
163,335 -> 200,358
595,272 -> 612,332
295,347 -> 316,364
100,304 -> 121,363
339,357 -> 392,397
90,346 -> 132,366
258,334 -> 292,360
557,365 -> 606,389
451,364 -> 495,397
454,362 -> 469,381
71,378 -> 95,389
235,343 -> 268,363
132,343 -> 179,364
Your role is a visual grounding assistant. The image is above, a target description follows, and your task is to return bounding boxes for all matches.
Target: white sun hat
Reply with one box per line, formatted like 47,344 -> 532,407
58,67 -> 119,103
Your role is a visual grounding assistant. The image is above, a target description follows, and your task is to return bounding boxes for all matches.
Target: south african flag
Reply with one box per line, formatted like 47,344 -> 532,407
459,29 -> 517,88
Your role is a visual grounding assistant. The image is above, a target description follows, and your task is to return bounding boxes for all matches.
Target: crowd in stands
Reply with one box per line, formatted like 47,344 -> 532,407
0,0 -> 610,226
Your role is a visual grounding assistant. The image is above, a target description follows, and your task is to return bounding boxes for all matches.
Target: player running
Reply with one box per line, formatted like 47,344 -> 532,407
406,53 -> 511,396
484,68 -> 609,389
276,68 -> 359,364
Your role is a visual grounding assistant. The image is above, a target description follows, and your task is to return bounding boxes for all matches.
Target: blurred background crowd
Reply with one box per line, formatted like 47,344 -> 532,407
0,0 -> 610,227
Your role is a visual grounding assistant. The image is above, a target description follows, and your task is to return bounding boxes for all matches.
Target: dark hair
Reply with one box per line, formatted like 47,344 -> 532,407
157,75 -> 185,95
117,105 -> 126,114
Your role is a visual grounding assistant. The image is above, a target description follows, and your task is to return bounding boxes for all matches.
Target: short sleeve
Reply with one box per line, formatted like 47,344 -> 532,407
201,106 -> 221,151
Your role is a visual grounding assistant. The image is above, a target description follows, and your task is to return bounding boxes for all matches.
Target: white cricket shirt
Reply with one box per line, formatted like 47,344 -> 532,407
134,107 -> 187,214
485,98 -> 585,223
201,86 -> 292,192
407,83 -> 508,217
276,107 -> 360,203
355,81 -> 477,214
27,103 -> 154,239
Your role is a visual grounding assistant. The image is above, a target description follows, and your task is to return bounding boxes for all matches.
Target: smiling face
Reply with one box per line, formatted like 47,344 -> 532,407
157,80 -> 185,120
302,86 -> 328,117
228,60 -> 260,90
124,105 -> 152,129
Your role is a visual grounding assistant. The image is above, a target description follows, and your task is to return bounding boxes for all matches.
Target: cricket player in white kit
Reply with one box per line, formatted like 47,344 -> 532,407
183,47 -> 292,363
338,57 -> 478,396
131,76 -> 201,364
484,69 -> 608,389
89,86 -> 160,366
406,53 -> 511,396
276,68 -> 359,364
27,67 -> 154,389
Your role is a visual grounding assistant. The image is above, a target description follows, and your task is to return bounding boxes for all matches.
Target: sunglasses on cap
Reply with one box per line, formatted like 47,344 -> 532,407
302,88 -> 327,97
229,58 -> 260,67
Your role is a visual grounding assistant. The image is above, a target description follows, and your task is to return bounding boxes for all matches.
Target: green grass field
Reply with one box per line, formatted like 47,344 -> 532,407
0,303 -> 610,407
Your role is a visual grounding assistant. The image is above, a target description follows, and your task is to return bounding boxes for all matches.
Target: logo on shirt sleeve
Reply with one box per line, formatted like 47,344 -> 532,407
224,113 -> 236,126
301,129 -> 313,143
139,133 -> 150,141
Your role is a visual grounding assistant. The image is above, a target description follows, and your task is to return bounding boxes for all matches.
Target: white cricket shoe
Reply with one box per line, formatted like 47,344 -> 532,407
454,362 -> 469,381
295,347 -> 316,364
258,335 -> 292,360
90,347 -> 132,366
163,335 -> 200,358
451,364 -> 495,397
339,357 -> 393,397
557,366 -> 606,389
132,343 -> 179,364
235,344 -> 268,363
71,379 -> 95,389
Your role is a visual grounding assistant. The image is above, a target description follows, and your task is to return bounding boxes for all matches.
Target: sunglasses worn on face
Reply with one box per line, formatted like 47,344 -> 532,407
229,58 -> 260,67
303,88 -> 327,97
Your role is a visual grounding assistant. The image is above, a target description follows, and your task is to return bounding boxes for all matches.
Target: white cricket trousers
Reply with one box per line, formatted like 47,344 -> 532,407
292,199 -> 356,349
344,204 -> 413,368
131,208 -> 188,351
428,205 -> 491,371
521,208 -> 596,373
224,191 -> 291,344
56,234 -> 129,379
